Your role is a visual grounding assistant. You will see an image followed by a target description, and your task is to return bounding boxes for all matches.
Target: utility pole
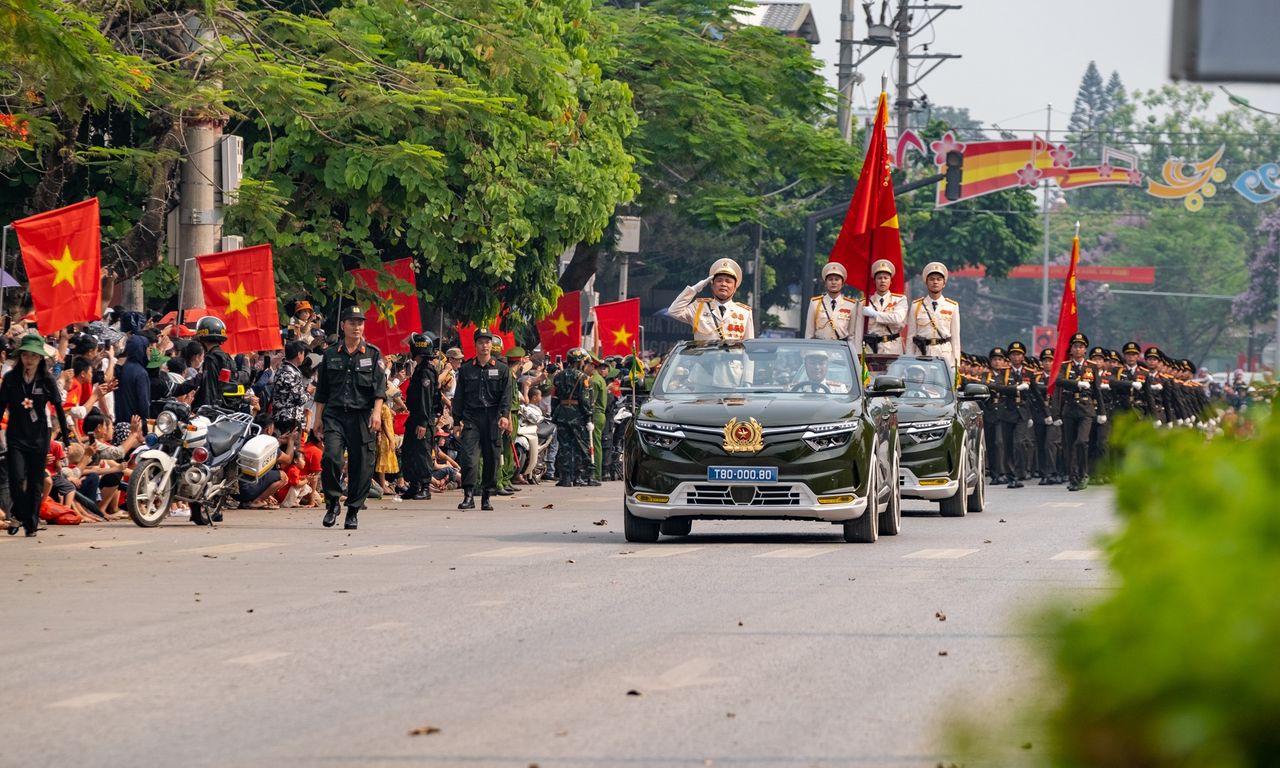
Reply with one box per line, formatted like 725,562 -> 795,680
836,0 -> 856,142
175,18 -> 223,318
1040,104 -> 1052,326
894,1 -> 912,136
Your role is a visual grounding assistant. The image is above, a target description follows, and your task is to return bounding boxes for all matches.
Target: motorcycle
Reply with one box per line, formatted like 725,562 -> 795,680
513,403 -> 555,484
127,401 -> 278,527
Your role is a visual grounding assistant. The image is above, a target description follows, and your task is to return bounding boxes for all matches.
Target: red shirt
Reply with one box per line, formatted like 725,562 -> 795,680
301,441 -> 323,474
46,440 -> 66,475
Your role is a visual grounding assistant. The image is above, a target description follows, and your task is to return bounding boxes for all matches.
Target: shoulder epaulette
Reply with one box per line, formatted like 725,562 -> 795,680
944,298 -> 959,305
811,295 -> 823,301
737,302 -> 752,310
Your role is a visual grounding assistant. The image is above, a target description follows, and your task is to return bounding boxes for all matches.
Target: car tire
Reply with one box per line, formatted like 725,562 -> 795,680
967,439 -> 987,513
879,445 -> 902,536
624,501 -> 661,543
660,518 -> 692,536
939,448 -> 967,518
844,462 -> 879,543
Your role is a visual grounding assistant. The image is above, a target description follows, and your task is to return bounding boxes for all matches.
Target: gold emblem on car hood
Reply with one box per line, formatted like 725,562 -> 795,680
722,417 -> 764,453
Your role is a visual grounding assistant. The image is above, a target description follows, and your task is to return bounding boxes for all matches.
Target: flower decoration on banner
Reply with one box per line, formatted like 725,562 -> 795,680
930,133 -> 966,166
1016,163 -> 1042,187
1050,144 -> 1075,168
1147,145 -> 1228,212
1098,162 -> 1114,178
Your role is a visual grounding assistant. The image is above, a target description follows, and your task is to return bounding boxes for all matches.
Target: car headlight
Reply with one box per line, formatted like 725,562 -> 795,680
802,421 -> 859,451
635,420 -> 684,450
901,418 -> 951,443
155,410 -> 179,436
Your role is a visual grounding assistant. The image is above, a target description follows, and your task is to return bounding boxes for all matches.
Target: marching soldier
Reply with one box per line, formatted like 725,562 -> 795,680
1036,347 -> 1064,485
990,341 -> 1035,488
1144,346 -> 1170,425
1024,354 -> 1048,481
906,262 -> 961,375
551,348 -> 594,487
975,352 -> 1001,482
804,262 -> 858,340
1114,341 -> 1151,417
1087,346 -> 1117,482
452,329 -> 513,511
668,258 -> 755,341
400,332 -> 442,501
1053,332 -> 1102,491
852,259 -> 908,354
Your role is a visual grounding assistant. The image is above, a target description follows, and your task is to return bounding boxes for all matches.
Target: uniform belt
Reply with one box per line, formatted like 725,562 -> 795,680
913,336 -> 951,346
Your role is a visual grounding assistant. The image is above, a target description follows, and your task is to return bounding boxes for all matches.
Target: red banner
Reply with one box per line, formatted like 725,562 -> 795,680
535,290 -> 581,360
197,244 -> 283,354
594,298 -> 641,357
13,198 -> 102,331
949,264 -> 1155,284
351,258 -> 422,355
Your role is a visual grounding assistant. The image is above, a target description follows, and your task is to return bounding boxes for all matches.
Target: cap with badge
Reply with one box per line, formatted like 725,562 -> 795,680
1007,341 -> 1027,355
1039,347 -> 1055,359
921,262 -> 948,280
821,262 -> 847,280
1089,346 -> 1106,359
1068,332 -> 1089,347
340,305 -> 367,322
473,327 -> 493,342
988,346 -> 1006,359
709,257 -> 743,284
1122,341 -> 1141,355
871,259 -> 895,278
1144,345 -> 1162,360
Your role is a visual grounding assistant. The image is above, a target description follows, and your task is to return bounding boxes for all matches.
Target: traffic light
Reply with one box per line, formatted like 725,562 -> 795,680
944,150 -> 963,202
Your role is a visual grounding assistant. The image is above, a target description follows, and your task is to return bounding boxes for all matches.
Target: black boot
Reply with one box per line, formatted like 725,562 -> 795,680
457,492 -> 475,510
420,486 -> 432,500
494,486 -> 514,496
323,499 -> 340,527
344,508 -> 359,529
481,493 -> 494,511
555,476 -> 575,487
400,483 -> 419,501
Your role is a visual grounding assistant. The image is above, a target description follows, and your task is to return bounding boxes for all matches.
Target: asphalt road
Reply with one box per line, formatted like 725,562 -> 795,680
0,481 -> 1113,768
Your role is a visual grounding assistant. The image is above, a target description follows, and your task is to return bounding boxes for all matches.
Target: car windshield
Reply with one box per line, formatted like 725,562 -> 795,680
653,341 -> 859,398
878,357 -> 954,402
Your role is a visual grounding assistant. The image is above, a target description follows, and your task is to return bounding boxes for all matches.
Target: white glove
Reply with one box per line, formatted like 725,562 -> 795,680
860,307 -> 877,318
1077,380 -> 1090,390
1016,382 -> 1030,391
694,276 -> 712,291
1154,419 -> 1163,427
1151,383 -> 1163,392
1044,416 -> 1054,425
1053,419 -> 1063,427
1131,380 -> 1143,391
1027,419 -> 1034,429
1100,382 -> 1111,390
1096,414 -> 1108,425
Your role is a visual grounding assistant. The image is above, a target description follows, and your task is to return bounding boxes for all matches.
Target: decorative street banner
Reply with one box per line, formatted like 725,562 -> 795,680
1146,145 -> 1227,211
949,264 -> 1156,284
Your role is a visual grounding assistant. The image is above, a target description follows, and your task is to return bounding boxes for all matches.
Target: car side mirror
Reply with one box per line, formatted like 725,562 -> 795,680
960,382 -> 990,400
868,375 -> 905,397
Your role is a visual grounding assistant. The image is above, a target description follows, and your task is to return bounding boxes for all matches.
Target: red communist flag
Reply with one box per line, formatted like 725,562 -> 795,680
13,198 -> 102,331
457,311 -> 517,359
196,244 -> 283,354
829,91 -> 905,296
594,297 -> 640,357
535,290 -> 581,360
1046,230 -> 1081,396
351,258 -> 422,354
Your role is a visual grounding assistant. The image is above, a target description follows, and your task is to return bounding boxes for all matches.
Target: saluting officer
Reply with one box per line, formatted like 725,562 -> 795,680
668,258 -> 755,341
314,305 -> 387,530
906,262 -> 961,375
804,262 -> 858,341
452,330 -> 512,511
400,332 -> 442,501
853,259 -> 908,354
1053,332 -> 1102,492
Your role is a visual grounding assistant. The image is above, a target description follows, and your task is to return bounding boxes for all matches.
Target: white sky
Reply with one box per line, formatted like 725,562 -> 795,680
805,0 -> 1280,135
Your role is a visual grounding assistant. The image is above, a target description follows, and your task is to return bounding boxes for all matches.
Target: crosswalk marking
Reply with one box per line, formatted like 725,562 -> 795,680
1044,502 -> 1084,508
466,545 -> 561,558
903,548 -> 980,560
44,539 -> 145,551
614,547 -> 705,559
753,547 -> 839,559
48,692 -> 125,709
178,542 -> 283,555
225,651 -> 291,665
322,544 -> 426,557
1051,549 -> 1101,561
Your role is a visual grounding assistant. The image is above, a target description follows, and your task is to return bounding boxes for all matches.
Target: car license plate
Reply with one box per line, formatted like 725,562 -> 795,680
707,466 -> 778,483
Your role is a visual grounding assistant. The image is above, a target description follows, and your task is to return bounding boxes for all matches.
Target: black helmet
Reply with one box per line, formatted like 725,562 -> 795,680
566,347 -> 589,364
195,315 -> 227,343
409,332 -> 435,357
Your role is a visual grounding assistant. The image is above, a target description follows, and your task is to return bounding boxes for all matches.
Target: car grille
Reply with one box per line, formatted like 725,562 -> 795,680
685,484 -> 802,506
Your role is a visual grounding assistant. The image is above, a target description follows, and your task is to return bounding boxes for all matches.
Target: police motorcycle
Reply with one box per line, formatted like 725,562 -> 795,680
513,403 -> 556,483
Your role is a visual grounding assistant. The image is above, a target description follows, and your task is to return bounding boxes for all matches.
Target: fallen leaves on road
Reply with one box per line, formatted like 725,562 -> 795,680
737,620 -> 744,627
726,712 -> 736,719
935,611 -> 947,622
592,519 -> 607,526
203,554 -> 217,559
408,725 -> 441,736
246,609 -> 254,613
542,504 -> 554,509
335,590 -> 348,594
998,518 -> 1007,523
566,559 -> 575,564
626,689 -> 642,696
938,651 -> 948,656
555,730 -> 569,737
521,504 -> 531,508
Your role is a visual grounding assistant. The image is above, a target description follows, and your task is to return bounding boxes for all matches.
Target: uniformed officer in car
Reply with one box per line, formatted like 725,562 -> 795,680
906,262 -> 960,374
853,259 -> 908,354
804,262 -> 858,341
667,258 -> 755,341
313,305 -> 387,530
452,329 -> 512,511
400,332 -> 441,501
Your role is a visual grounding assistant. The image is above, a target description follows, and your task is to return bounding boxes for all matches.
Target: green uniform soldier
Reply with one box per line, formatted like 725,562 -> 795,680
496,346 -> 527,494
314,305 -> 387,530
585,355 -> 607,483
552,348 -> 594,487
453,329 -> 512,511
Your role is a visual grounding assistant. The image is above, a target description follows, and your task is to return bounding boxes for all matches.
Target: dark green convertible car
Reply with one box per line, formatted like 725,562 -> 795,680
863,355 -> 989,517
623,340 -> 902,543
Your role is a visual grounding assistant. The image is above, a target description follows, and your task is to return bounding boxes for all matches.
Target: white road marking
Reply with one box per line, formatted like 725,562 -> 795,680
614,547 -> 705,559
625,658 -> 738,692
178,542 -> 283,555
48,692 -> 125,709
1051,549 -> 1101,561
470,600 -> 509,607
1044,502 -> 1084,508
903,548 -> 980,560
465,546 -> 561,558
44,539 -> 145,551
365,621 -> 410,631
225,651 -> 291,665
753,547 -> 839,559
322,544 -> 426,557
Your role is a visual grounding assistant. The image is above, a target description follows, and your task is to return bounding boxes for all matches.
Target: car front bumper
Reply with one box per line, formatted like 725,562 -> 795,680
897,466 -> 959,499
627,481 -> 869,523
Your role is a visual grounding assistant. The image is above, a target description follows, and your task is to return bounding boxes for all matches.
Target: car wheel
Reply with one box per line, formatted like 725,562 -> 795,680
624,501 -> 661,543
939,448 -> 967,518
844,461 -> 879,543
879,444 -> 902,536
967,438 -> 987,513
660,518 -> 692,536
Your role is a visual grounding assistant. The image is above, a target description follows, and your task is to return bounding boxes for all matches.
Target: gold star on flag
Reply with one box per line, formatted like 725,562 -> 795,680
611,325 -> 634,347
223,282 -> 257,318
50,246 -> 84,288
880,214 -> 899,229
381,301 -> 404,325
549,312 -> 572,336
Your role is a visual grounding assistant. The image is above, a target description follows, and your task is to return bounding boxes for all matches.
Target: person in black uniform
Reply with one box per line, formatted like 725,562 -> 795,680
193,316 -> 240,411
1114,341 -> 1152,418
1053,332 -> 1102,491
1087,346 -> 1117,482
452,329 -> 512,511
990,341 -> 1035,488
401,332 -> 442,501
313,305 -> 386,530
1037,347 -> 1065,485
551,348 -> 593,488
2,334 -> 72,537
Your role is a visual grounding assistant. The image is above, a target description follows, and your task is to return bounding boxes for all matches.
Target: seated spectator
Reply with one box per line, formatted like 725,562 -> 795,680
56,443 -> 105,523
239,426 -> 295,509
431,429 -> 461,491
81,412 -> 144,520
276,453 -> 316,508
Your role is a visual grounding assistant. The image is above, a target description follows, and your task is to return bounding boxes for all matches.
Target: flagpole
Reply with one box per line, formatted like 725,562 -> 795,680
0,224 -> 10,316
176,256 -> 193,326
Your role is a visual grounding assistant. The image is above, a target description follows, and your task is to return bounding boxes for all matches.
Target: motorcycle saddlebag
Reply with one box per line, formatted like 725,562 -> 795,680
238,434 -> 280,478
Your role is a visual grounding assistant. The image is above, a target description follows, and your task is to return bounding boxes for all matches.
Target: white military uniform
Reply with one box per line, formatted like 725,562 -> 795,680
804,293 -> 859,340
668,258 -> 755,341
852,290 -> 908,354
906,294 -> 961,372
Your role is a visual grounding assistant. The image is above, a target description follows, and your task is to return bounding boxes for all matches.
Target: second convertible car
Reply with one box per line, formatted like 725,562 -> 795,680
623,340 -> 902,543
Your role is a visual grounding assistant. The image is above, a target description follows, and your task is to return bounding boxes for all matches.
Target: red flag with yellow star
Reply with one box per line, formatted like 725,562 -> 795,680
593,298 -> 640,357
12,198 -> 102,331
1046,231 -> 1081,397
196,244 -> 282,353
351,258 -> 421,354
829,91 -> 904,296
535,290 -> 581,360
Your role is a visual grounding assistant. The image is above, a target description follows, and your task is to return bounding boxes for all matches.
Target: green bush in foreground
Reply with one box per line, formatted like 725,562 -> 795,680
1038,407 -> 1280,767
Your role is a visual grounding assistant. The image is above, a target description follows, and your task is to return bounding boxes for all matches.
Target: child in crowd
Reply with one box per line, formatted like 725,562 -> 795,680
81,413 -> 145,520
431,429 -> 461,492
277,452 -> 316,508
57,443 -> 106,523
